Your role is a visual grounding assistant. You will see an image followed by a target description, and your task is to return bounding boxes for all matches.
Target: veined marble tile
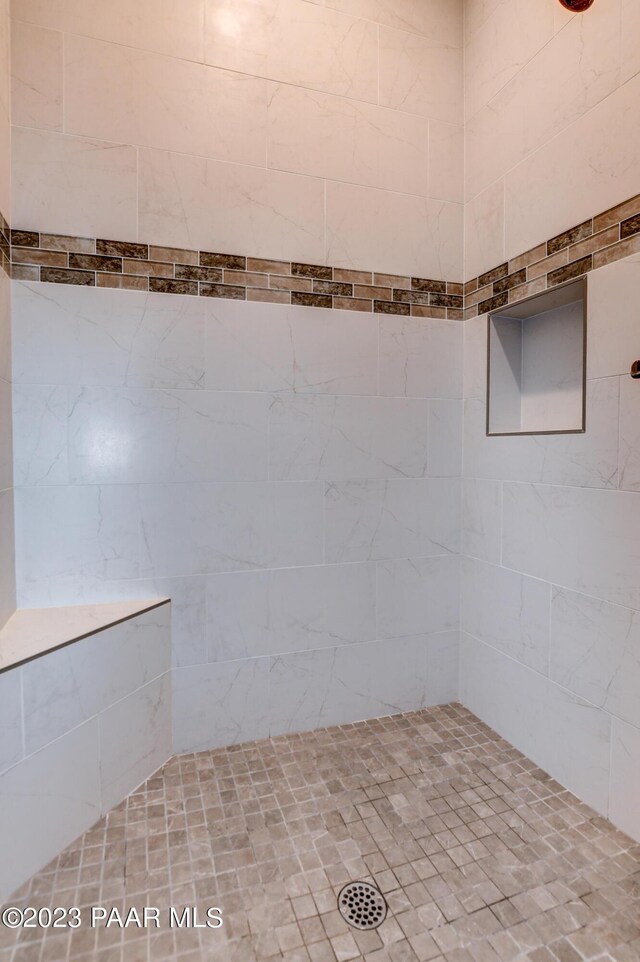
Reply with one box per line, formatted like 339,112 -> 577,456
609,717 -> 640,842
205,0 -> 378,102
324,478 -> 461,563
325,181 -> 463,280
0,668 -> 22,775
22,605 -> 170,755
11,0 -> 205,60
99,672 -> 171,811
459,633 -> 611,815
0,376 -> 13,492
462,478 -> 502,564
428,400 -> 462,477
267,84 -> 430,197
206,563 -> 376,661
464,378 -> 619,488
502,482 -> 640,611
0,489 -> 16,629
462,557 -> 550,674
620,376 -> 640,492
10,20 -> 62,131
66,35 -> 268,168
68,387 -> 269,484
463,314 -> 488,402
12,128 -> 137,239
379,27 -> 463,124
12,385 -> 68,485
621,0 -> 640,84
15,484 -> 141,606
379,316 -> 463,400
12,282 -> 207,390
429,120 -> 464,205
324,0 -> 462,45
140,481 -> 324,578
464,180 -> 505,282
588,254 -> 640,379
139,148 -> 325,263
269,632 -> 458,736
172,657 -> 270,753
0,272 -> 11,385
0,719 -> 101,903
205,299 -> 378,395
268,394 -> 429,481
377,555 -> 459,639
551,588 -> 640,728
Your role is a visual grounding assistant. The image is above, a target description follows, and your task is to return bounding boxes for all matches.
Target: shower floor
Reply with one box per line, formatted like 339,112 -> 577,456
1,703 -> 638,962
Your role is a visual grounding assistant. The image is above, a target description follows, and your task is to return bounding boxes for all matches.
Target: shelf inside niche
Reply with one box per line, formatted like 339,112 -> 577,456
486,277 -> 587,437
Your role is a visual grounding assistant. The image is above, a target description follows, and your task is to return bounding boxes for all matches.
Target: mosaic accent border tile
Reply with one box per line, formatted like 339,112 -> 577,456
463,192 -> 640,319
7,228 -> 464,320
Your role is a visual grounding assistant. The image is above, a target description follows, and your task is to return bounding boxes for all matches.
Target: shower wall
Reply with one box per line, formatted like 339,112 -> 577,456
462,0 -> 640,841
9,0 -> 465,750
0,0 -> 15,631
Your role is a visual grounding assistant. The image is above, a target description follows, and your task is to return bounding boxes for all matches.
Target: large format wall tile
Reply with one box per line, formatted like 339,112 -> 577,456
464,181 -> 505,282
459,633 -> 611,815
619,375 -> 640,492
206,563 -> 376,661
12,128 -> 138,239
325,478 -> 460,563
140,481 -> 324,578
551,588 -> 640,728
0,668 -> 22,775
315,0 -> 462,46
0,488 -> 15,629
502,482 -> 640,611
139,148 -> 325,263
609,717 -> 640,841
379,316 -> 463,399
0,376 -> 13,491
268,394 -> 430,481
427,400 -> 463,477
588,254 -> 640,379
461,478 -> 501,564
13,385 -> 68,486
10,20 -> 62,130
379,27 -> 463,123
377,555 -> 459,639
462,557 -> 550,674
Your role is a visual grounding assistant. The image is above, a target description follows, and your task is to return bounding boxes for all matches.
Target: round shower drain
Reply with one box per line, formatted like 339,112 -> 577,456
337,881 -> 387,930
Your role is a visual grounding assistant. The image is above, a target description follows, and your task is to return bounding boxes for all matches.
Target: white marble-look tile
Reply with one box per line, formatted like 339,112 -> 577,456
551,588 -> 640,728
0,719 -> 101,903
321,0 -> 462,45
324,478 -> 461,563
505,74 -> 640,260
11,0 -> 206,60
139,148 -> 325,263
619,376 -> 640,492
206,562 -> 376,661
15,484 -> 141,606
12,128 -> 138,239
609,717 -> 640,842
379,26 -> 463,124
267,84 -> 429,198
205,299 -> 378,395
21,605 -> 170,754
268,394 -> 429,481
172,657 -> 270,752
99,672 -> 171,811
377,555 -> 459,639
269,631 -> 458,736
68,387 -> 269,484
462,557 -> 550,674
0,488 -> 16,630
379,316 -> 463,399
12,282 -> 206,390
464,378 -> 620,488
463,315 -> 487,402
588,254 -> 640,379
66,35 -> 268,168
325,181 -> 463,280
140,481 -> 324,578
464,180 -> 505,282
0,376 -> 12,492
0,668 -> 22,775
466,0 -> 620,203
205,0 -> 378,102
12,385 -> 68,485
459,632 -> 611,815
0,271 -> 11,385
502,482 -> 640,611
10,20 -> 62,131
429,121 -> 464,205
462,478 -> 501,564
621,0 -> 640,84
428,400 -> 462,477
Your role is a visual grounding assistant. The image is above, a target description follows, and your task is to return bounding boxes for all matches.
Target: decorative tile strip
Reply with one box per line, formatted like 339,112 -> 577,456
7,228 -> 464,320
0,212 -> 9,278
463,191 -> 640,319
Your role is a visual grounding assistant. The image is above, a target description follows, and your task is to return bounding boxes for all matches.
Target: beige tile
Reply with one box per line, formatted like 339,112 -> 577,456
10,20 -> 62,131
379,26 -> 463,123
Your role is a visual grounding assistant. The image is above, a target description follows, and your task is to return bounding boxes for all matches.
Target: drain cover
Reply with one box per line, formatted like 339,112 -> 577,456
337,881 -> 387,930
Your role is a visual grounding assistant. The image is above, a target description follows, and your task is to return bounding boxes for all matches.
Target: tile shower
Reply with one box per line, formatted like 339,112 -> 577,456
0,1 -> 639,960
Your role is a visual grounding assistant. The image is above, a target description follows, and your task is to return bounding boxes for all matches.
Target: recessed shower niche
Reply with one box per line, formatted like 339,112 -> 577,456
486,278 -> 586,436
